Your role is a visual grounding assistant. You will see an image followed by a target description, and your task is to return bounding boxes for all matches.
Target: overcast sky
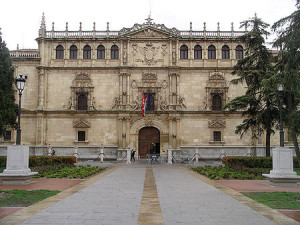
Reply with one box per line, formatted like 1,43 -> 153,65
0,0 -> 297,50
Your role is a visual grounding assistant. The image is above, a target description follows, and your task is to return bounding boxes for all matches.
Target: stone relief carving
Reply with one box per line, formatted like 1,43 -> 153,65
139,42 -> 160,65
118,17 -> 180,37
208,118 -> 226,128
73,118 -> 91,128
203,71 -> 229,111
161,80 -> 168,89
142,71 -> 157,81
68,72 -> 97,111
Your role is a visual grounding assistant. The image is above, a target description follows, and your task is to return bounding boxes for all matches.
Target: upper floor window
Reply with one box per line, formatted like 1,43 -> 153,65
222,45 -> 230,59
70,45 -> 78,59
77,94 -> 88,110
111,45 -> 119,59
56,45 -> 64,59
97,45 -> 105,59
236,45 -> 244,60
83,45 -> 91,59
212,94 -> 222,111
208,45 -> 216,59
180,45 -> 188,59
194,45 -> 202,59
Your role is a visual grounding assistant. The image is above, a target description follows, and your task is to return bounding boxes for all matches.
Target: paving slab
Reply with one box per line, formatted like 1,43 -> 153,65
153,164 -> 277,225
1,161 -> 298,225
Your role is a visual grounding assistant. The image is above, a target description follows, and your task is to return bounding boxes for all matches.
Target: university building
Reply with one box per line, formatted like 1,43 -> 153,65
1,15 -> 290,158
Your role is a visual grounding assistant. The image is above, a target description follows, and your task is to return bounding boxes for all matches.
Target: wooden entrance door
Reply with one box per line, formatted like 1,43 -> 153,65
138,127 -> 160,158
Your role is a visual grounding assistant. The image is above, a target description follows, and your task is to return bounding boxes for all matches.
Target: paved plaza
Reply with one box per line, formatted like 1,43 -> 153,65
0,161 -> 299,225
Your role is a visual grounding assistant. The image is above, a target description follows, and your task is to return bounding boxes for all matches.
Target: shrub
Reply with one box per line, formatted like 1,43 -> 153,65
222,156 -> 299,168
0,156 -> 76,167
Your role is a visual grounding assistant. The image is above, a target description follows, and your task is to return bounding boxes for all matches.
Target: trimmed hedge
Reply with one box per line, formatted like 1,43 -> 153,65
0,156 -> 76,167
222,156 -> 300,168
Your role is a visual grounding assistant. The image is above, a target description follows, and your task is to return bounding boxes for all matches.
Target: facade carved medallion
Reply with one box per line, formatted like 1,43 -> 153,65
139,42 -> 160,65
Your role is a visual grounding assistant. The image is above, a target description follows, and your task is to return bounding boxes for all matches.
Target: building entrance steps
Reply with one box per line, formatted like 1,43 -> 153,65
1,162 -> 298,225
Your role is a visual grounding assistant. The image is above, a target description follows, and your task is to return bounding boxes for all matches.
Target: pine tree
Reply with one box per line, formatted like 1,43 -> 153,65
0,28 -> 18,136
272,1 -> 300,164
223,15 -> 278,156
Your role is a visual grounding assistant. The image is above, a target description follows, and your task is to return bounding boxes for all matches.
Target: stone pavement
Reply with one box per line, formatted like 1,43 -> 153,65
1,161 -> 299,225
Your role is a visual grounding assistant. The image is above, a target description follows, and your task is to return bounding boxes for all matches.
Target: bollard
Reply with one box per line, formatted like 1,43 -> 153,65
126,145 -> 131,164
73,144 -> 78,158
100,144 -> 104,162
168,145 -> 172,164
195,148 -> 199,162
47,144 -> 52,156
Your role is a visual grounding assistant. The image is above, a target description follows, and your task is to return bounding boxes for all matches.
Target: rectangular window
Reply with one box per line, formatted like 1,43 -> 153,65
4,131 -> 11,141
78,131 -> 85,142
213,131 -> 221,142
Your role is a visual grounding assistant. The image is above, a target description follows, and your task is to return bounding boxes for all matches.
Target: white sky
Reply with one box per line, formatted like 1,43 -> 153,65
0,0 -> 297,50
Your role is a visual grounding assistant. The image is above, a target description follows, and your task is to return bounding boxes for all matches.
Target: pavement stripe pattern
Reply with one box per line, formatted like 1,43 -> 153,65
137,165 -> 164,225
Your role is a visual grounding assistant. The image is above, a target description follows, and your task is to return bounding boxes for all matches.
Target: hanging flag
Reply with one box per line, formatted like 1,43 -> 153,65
144,92 -> 150,116
141,93 -> 150,117
141,93 -> 146,117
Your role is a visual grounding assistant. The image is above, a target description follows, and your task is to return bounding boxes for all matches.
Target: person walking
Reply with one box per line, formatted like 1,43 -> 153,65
131,149 -> 135,162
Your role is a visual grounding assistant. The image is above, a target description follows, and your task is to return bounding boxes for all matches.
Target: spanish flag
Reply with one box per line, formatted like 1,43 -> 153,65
141,93 -> 149,117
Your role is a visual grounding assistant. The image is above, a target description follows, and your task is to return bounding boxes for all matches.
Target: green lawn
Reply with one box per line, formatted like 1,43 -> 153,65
0,189 -> 60,207
243,192 -> 300,209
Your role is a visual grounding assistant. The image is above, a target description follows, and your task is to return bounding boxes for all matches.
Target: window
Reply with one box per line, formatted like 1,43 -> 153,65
4,131 -> 11,141
77,94 -> 88,110
194,45 -> 202,59
70,45 -> 78,59
213,131 -> 222,142
83,45 -> 91,59
208,45 -> 216,59
212,94 -> 222,111
222,45 -> 230,59
147,93 -> 155,111
78,131 -> 86,142
180,45 -> 188,59
56,45 -> 64,59
111,45 -> 119,59
236,45 -> 243,60
97,45 -> 105,59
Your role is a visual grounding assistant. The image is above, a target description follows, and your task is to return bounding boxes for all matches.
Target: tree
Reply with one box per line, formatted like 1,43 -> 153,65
0,28 -> 18,136
223,14 -> 278,156
272,1 -> 300,164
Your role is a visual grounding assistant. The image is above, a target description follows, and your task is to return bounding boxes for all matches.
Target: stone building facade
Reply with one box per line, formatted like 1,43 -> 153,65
1,15 -> 291,158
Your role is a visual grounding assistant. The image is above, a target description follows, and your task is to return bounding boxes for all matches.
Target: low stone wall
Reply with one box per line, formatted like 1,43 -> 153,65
0,145 -> 297,160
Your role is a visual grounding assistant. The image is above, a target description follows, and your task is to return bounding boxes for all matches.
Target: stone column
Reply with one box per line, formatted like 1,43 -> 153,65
168,145 -> 172,164
195,148 -> 199,162
100,144 -> 104,162
126,145 -> 131,164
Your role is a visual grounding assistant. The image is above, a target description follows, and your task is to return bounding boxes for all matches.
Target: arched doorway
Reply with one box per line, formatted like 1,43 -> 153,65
138,127 -> 160,158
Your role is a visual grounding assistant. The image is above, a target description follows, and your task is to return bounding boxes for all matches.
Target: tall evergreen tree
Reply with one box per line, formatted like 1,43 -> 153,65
272,1 -> 300,164
0,28 -> 18,136
223,15 -> 277,156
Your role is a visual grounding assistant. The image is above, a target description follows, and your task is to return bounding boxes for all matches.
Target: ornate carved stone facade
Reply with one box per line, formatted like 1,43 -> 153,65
2,15 -> 287,157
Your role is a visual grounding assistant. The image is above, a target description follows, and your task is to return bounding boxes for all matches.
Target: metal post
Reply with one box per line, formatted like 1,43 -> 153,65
16,92 -> 22,145
279,95 -> 284,147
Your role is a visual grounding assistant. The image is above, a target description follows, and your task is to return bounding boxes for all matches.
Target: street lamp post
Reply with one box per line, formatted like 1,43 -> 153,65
15,75 -> 26,145
278,84 -> 284,147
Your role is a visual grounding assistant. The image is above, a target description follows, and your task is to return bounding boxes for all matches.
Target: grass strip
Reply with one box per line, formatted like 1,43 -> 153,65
0,189 -> 60,207
243,192 -> 300,209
